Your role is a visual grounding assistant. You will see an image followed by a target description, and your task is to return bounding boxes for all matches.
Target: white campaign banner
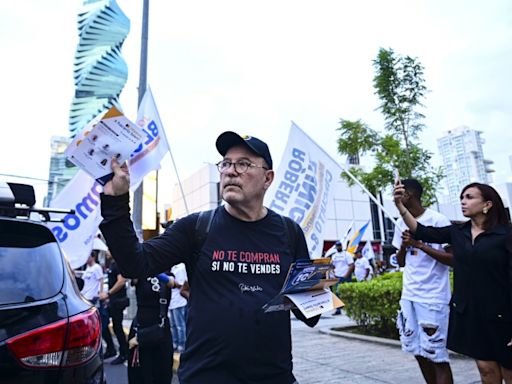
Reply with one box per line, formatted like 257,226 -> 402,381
47,170 -> 103,269
129,87 -> 171,190
264,123 -> 342,259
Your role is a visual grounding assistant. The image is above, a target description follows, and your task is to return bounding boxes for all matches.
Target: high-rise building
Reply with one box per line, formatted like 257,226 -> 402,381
45,136 -> 75,206
437,126 -> 494,204
69,0 -> 130,137
48,0 -> 130,202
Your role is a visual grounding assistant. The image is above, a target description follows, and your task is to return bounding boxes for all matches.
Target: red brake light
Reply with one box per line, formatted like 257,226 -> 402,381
7,308 -> 101,368
6,318 -> 67,367
64,307 -> 101,366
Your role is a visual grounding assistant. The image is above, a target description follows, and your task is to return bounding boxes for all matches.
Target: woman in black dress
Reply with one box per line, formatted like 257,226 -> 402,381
394,182 -> 512,383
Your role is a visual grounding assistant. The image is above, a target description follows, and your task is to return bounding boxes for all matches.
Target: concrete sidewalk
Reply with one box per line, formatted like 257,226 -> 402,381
291,313 -> 480,384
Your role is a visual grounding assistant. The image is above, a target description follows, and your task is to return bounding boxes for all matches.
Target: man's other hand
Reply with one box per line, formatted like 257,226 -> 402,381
103,157 -> 130,196
401,230 -> 421,248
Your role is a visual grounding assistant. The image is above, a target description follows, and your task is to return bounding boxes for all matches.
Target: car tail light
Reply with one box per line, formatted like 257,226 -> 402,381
7,307 -> 101,368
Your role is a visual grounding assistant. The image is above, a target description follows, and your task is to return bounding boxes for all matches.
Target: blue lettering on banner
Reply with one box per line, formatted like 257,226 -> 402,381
268,147 -> 306,212
268,145 -> 334,257
131,120 -> 159,157
305,167 -> 332,256
290,160 -> 317,225
51,182 -> 103,243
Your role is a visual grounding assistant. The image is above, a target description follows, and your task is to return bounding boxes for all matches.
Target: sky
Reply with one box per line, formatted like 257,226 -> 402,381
1,0 -> 511,206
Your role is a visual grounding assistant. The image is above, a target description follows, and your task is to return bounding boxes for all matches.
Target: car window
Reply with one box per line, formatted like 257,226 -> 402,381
0,221 -> 64,305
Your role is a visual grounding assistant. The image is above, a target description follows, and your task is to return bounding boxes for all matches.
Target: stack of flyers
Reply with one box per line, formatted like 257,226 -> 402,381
262,259 -> 344,318
280,258 -> 335,294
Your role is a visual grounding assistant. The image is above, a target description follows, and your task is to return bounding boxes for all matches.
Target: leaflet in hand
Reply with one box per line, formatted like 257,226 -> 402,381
65,107 -> 145,185
262,259 -> 344,318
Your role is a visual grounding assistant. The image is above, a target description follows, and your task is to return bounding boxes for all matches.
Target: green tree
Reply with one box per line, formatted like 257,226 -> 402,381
337,48 -> 443,206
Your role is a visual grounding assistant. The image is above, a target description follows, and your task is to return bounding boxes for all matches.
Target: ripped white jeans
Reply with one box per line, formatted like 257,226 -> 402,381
396,299 -> 450,363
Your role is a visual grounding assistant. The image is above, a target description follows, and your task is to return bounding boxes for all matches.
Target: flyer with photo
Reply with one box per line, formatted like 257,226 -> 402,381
65,107 -> 145,185
262,259 -> 344,318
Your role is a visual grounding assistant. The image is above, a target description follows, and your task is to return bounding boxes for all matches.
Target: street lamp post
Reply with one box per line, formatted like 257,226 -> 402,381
132,0 -> 149,241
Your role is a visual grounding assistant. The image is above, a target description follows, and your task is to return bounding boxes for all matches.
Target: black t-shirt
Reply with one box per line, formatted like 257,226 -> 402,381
107,261 -> 126,300
179,207 -> 308,384
100,196 -> 310,384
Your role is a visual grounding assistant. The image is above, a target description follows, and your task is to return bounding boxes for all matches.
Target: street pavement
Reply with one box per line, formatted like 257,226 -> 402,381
291,313 -> 480,384
104,313 -> 481,384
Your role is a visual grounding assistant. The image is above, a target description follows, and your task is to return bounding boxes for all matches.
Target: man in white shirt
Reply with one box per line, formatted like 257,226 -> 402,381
169,263 -> 188,353
80,251 -> 104,304
353,249 -> 372,281
327,241 -> 354,315
392,179 -> 453,384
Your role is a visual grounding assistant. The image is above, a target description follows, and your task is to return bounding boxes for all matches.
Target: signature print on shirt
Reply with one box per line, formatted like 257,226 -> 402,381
239,283 -> 263,293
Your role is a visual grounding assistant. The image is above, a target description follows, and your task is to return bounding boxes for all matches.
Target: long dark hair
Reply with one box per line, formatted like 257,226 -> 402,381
460,183 -> 509,229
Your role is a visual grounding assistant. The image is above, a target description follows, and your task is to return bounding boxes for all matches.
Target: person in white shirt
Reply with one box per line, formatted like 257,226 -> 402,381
169,263 -> 189,353
392,179 -> 454,384
362,240 -> 378,275
327,241 -> 354,315
353,249 -> 372,281
80,251 -> 104,304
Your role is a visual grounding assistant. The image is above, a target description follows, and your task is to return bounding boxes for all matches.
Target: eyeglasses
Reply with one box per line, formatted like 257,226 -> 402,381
216,160 -> 269,174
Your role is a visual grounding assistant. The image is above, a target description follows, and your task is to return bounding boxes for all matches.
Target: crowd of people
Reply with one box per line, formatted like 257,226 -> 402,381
74,131 -> 511,384
78,242 -> 189,383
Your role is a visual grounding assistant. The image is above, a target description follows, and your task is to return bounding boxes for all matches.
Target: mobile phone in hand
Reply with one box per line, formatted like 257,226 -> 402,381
393,169 -> 400,186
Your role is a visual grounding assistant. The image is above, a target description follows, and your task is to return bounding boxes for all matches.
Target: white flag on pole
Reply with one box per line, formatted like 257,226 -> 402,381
362,239 -> 376,261
129,87 -> 171,190
324,221 -> 353,257
340,221 -> 354,249
264,122 -> 342,259
47,170 -> 103,269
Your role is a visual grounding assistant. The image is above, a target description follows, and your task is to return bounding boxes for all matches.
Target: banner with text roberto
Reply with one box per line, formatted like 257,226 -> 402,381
264,123 -> 341,259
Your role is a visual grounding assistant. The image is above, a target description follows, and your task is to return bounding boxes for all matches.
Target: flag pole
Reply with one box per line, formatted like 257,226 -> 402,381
340,166 -> 400,228
142,87 -> 190,216
133,0 -> 149,241
149,90 -> 189,214
155,169 -> 159,229
167,147 -> 190,215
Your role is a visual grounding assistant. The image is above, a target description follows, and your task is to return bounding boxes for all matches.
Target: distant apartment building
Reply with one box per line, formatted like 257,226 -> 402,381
437,126 -> 494,204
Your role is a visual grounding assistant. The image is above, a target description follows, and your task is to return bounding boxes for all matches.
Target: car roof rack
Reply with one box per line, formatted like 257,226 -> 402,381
0,181 -> 75,222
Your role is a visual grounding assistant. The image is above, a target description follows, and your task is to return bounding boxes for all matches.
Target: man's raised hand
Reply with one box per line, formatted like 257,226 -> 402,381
393,183 -> 406,207
103,157 -> 130,196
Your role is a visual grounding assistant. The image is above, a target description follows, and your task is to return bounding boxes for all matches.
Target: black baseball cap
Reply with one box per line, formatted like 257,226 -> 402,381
215,131 -> 273,169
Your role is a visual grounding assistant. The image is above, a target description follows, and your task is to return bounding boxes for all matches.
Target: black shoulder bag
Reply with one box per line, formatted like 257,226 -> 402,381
136,279 -> 170,348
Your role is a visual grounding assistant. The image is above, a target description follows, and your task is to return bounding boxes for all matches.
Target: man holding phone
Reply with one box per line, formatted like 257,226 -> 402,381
392,178 -> 454,384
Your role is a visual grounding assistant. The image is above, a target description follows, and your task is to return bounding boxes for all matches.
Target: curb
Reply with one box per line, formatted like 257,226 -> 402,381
318,326 -> 470,360
318,326 -> 401,348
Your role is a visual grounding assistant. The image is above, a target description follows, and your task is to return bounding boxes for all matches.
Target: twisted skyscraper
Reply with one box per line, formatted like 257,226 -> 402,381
69,0 -> 130,137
